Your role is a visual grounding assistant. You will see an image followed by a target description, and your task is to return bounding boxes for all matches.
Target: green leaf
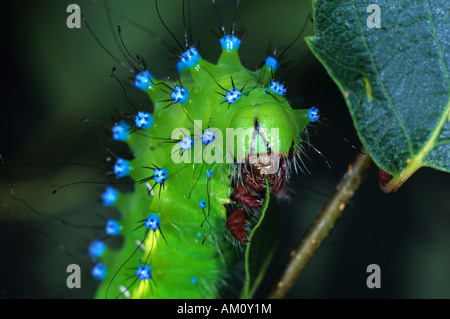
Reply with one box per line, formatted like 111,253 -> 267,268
240,182 -> 280,299
306,0 -> 450,192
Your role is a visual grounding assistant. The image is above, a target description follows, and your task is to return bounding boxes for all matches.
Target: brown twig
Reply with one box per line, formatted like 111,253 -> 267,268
266,147 -> 373,298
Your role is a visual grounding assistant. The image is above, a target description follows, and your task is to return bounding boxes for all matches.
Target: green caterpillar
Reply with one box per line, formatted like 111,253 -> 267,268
83,0 -> 319,299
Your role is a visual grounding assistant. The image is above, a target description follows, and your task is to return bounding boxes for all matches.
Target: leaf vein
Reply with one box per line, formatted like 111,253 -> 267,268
350,0 -> 414,156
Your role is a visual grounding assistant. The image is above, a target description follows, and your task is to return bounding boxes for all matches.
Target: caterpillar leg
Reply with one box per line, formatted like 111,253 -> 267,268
232,183 -> 262,208
226,208 -> 249,243
227,155 -> 295,242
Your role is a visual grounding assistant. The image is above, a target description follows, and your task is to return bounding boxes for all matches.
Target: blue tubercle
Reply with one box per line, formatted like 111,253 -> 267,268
225,87 -> 242,105
206,170 -> 213,178
179,136 -> 193,151
105,219 -> 121,236
134,70 -> 153,91
199,200 -> 206,209
111,120 -> 131,141
191,277 -> 198,284
171,85 -> 190,104
308,106 -> 320,122
176,47 -> 201,72
145,213 -> 161,231
265,56 -> 280,71
153,168 -> 168,184
114,158 -> 131,178
101,186 -> 119,207
269,80 -> 287,96
136,264 -> 152,281
135,111 -> 154,129
88,239 -> 107,259
219,35 -> 241,51
202,129 -> 216,145
92,262 -> 107,280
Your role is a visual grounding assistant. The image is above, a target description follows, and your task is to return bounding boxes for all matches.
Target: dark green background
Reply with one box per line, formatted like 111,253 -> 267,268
0,0 -> 448,298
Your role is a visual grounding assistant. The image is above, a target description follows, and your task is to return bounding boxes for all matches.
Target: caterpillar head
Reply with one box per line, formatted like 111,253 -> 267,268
226,89 -> 319,176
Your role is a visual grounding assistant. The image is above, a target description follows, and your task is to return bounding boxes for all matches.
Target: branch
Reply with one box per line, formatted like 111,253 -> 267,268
265,147 -> 373,298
